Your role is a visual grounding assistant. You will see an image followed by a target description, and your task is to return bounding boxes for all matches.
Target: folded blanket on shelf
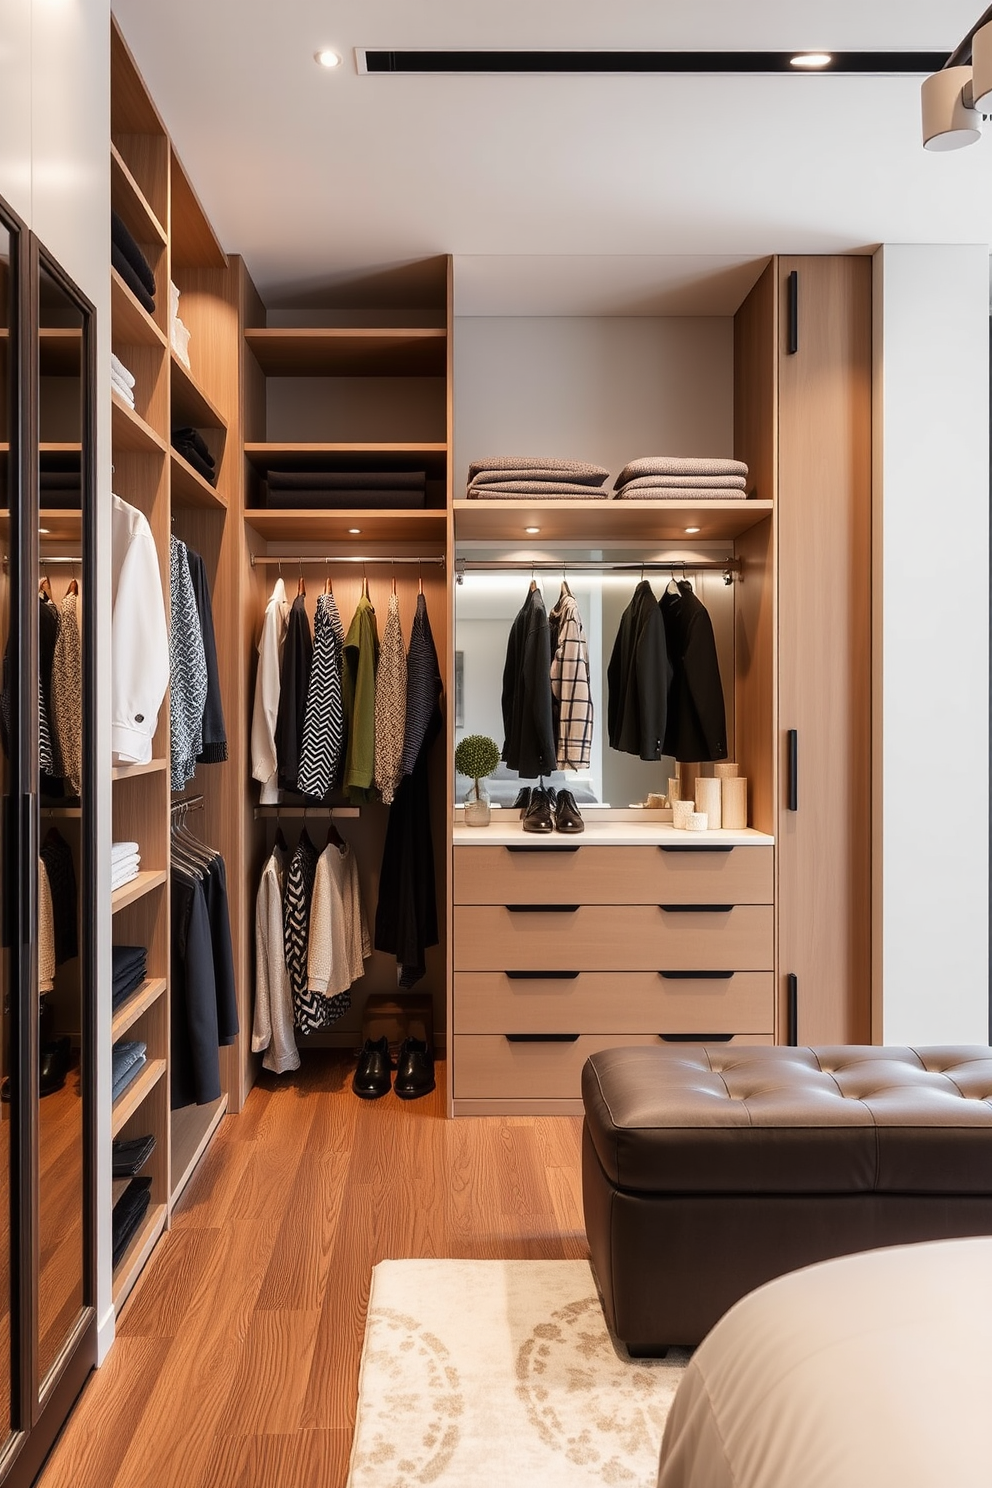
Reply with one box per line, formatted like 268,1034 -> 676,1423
614,455 -> 748,488
112,1135 -> 156,1178
468,456 -> 610,480
112,1176 -> 152,1265
265,469 -> 426,492
468,464 -> 609,488
110,352 -> 136,389
111,375 -> 135,408
613,486 -> 748,501
171,427 -> 214,466
466,480 -> 609,498
111,211 -> 156,297
111,245 -> 156,314
616,473 -> 747,492
173,440 -> 216,485
111,862 -> 141,892
111,1040 -> 147,1101
263,487 -> 426,509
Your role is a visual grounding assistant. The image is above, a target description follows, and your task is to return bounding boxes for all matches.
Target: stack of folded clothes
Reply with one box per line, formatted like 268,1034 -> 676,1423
111,1038 -> 147,1102
111,211 -> 156,314
111,840 -> 141,892
112,1175 -> 153,1265
169,280 -> 191,369
612,456 -> 749,500
40,466 -> 81,510
111,352 -> 136,409
112,1133 -> 156,1177
172,427 -> 216,485
111,943 -> 147,1011
262,469 -> 427,508
465,457 -> 610,499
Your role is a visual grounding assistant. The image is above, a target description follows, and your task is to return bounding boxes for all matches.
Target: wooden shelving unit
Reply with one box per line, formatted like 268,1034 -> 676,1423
111,1203 -> 167,1311
111,757 -> 167,782
110,869 -> 167,915
452,498 -> 775,544
111,1058 -> 167,1137
244,440 -> 448,473
244,326 -> 447,376
111,268 -> 166,349
243,507 -> 446,544
111,391 -> 166,454
111,977 -> 169,1041
170,447 -> 226,510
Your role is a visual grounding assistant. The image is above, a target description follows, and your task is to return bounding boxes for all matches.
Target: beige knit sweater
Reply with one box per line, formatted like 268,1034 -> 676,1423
307,842 -> 370,999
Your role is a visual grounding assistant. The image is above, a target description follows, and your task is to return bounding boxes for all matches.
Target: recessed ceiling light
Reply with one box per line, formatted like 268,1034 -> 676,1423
789,52 -> 832,69
348,527 -> 361,534
525,526 -> 541,535
38,527 -> 50,534
685,526 -> 701,534
315,48 -> 342,69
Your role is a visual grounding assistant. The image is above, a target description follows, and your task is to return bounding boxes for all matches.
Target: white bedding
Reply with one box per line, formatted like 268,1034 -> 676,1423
657,1236 -> 992,1488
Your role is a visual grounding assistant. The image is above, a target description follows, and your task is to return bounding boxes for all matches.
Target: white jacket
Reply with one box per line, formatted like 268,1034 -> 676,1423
307,841 -> 370,999
252,844 -> 300,1074
111,495 -> 170,764
251,578 -> 289,804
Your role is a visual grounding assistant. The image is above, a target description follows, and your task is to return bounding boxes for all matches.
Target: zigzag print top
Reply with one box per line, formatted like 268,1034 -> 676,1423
297,592 -> 346,801
169,536 -> 208,791
283,828 -> 318,1031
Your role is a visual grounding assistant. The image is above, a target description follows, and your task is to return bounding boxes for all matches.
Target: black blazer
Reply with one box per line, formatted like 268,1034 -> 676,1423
661,582 -> 728,762
501,586 -> 556,779
275,594 -> 313,793
606,580 -> 672,760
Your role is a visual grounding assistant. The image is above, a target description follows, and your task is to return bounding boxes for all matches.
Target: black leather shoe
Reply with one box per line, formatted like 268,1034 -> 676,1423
394,1037 -> 435,1100
512,787 -> 532,816
554,788 -> 584,833
40,1036 -> 71,1096
352,1036 -> 392,1099
522,787 -> 554,833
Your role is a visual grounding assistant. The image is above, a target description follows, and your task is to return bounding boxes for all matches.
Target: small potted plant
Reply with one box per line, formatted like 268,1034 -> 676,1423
455,734 -> 501,826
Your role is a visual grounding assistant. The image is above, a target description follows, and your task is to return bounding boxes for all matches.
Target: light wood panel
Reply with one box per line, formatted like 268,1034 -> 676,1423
111,393 -> 166,455
777,256 -> 873,1045
243,508 -> 446,544
111,143 -> 167,248
170,448 -> 227,510
454,971 -> 775,1034
454,843 -> 773,906
245,328 -> 447,377
453,497 -> 773,544
111,269 -> 167,349
111,871 -> 167,915
170,147 -> 228,272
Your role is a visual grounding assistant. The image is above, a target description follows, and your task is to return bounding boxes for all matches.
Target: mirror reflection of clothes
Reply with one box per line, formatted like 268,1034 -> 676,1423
171,832 -> 238,1110
501,586 -> 556,779
661,581 -> 728,763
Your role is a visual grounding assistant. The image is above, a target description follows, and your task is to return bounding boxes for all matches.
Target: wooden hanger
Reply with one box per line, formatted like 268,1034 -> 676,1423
297,573 -> 306,597
324,573 -> 333,596
39,575 -> 53,600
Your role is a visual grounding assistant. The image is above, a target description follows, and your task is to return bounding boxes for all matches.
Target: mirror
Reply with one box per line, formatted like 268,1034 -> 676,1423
454,565 -> 736,807
0,213 -> 13,1443
35,257 -> 86,1386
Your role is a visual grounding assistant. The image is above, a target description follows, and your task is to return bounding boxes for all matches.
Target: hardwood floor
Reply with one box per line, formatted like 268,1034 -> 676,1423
38,1054 -> 587,1488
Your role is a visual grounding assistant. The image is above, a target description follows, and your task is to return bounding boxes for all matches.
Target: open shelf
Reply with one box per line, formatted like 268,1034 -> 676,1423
111,1057 -> 167,1137
170,352 -> 228,432
244,507 -> 447,545
38,510 -> 83,545
245,442 -> 448,476
244,327 -> 447,377
111,869 -> 167,915
111,141 -> 167,249
112,390 -> 167,455
112,1201 -> 167,1313
111,977 -> 168,1042
39,328 -> 82,376
170,146 -> 227,271
452,498 -> 774,544
171,1096 -> 226,1205
170,447 -> 226,509
111,268 -> 167,350
111,757 -> 168,782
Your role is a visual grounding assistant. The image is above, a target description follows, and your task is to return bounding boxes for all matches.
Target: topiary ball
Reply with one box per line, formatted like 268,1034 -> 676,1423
455,734 -> 501,781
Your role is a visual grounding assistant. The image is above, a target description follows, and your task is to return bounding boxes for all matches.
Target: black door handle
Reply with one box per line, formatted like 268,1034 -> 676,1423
505,844 -> 580,854
505,1033 -> 579,1043
506,904 -> 579,913
787,269 -> 799,354
505,971 -> 580,980
659,845 -> 733,855
659,904 -> 733,914
787,729 -> 798,811
787,973 -> 798,1046
658,971 -> 734,980
659,1033 -> 733,1043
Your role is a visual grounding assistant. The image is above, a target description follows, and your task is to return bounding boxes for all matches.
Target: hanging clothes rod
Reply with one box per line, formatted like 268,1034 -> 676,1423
253,806 -> 360,820
171,794 -> 204,813
455,557 -> 742,579
249,555 -> 445,568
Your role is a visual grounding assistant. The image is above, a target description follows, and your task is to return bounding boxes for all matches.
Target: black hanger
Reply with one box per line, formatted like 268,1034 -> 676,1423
326,815 -> 345,852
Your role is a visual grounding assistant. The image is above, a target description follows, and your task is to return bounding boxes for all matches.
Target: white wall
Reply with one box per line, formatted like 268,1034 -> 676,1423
873,244 -> 990,1045
0,0 -> 113,1358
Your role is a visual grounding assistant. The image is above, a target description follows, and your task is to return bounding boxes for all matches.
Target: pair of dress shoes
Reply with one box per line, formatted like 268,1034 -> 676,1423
352,1034 -> 436,1101
515,786 -> 584,834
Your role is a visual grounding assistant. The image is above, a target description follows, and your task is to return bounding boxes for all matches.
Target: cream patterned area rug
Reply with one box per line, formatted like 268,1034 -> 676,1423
346,1259 -> 690,1488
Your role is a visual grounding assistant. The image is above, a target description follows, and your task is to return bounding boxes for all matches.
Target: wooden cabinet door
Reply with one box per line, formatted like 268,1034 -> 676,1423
777,256 -> 872,1044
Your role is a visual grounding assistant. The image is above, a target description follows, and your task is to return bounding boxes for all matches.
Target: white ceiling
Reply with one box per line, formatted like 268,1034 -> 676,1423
112,0 -> 992,312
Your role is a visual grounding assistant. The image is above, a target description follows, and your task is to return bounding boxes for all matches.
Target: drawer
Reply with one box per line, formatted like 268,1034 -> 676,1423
453,905 -> 774,973
454,971 -> 775,1035
453,1033 -> 774,1101
454,844 -> 772,906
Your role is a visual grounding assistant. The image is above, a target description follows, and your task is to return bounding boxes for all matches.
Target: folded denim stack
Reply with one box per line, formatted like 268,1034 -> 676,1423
111,211 -> 156,314
172,426 -> 216,485
111,1038 -> 147,1102
111,840 -> 141,892
111,352 -> 136,410
262,469 -> 427,509
465,457 -> 611,500
112,1175 -> 152,1265
612,456 -> 749,501
111,943 -> 147,1010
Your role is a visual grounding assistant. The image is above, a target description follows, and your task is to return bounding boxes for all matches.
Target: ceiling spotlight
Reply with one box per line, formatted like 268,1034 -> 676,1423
315,48 -> 342,69
348,527 -> 361,534
525,526 -> 541,534
685,526 -> 701,534
921,65 -> 983,150
972,20 -> 992,111
38,527 -> 50,535
789,53 -> 832,69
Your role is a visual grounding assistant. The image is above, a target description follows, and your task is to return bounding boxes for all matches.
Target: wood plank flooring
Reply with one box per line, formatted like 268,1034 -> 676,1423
38,1054 -> 587,1488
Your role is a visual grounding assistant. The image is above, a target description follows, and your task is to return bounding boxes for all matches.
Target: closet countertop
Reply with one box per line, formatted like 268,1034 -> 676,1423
453,820 -> 774,847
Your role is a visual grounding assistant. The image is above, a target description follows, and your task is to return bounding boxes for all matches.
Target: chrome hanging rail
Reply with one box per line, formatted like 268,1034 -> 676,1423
454,557 -> 742,583
250,554 -> 445,568
170,793 -> 204,814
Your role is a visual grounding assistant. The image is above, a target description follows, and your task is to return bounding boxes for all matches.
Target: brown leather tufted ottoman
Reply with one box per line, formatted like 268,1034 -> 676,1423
582,1044 -> 992,1353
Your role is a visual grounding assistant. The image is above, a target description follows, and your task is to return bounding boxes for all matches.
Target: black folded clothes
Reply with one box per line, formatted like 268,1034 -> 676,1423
112,1176 -> 152,1267
111,244 -> 155,314
111,210 -> 156,297
112,1134 -> 156,1178
172,428 -> 217,485
263,468 -> 426,509
263,487 -> 425,509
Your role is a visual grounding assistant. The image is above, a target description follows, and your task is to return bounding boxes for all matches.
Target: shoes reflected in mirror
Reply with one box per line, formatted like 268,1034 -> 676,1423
554,788 -> 585,834
40,1036 -> 71,1096
352,1035 -> 392,1099
512,787 -> 532,817
394,1037 -> 435,1100
522,787 -> 554,834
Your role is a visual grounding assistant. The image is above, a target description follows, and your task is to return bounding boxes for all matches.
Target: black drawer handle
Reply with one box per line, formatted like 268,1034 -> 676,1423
659,904 -> 733,914
659,845 -> 733,855
506,904 -> 579,913
505,844 -> 581,854
506,970 -> 580,980
659,1033 -> 734,1043
505,1033 -> 580,1043
658,971 -> 734,981
787,728 -> 798,811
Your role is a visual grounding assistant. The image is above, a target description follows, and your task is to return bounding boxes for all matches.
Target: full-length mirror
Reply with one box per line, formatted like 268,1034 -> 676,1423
0,208 -> 16,1450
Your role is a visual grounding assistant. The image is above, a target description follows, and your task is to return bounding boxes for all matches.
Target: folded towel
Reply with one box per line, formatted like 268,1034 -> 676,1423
171,427 -> 214,466
613,487 -> 748,501
468,465 -> 609,489
466,480 -> 609,498
112,1135 -> 156,1178
173,441 -> 217,485
112,1176 -> 152,1265
111,853 -> 140,873
112,841 -> 140,861
468,456 -> 610,480
110,353 -> 136,389
112,246 -> 156,314
265,469 -> 426,492
263,488 -> 426,510
111,864 -> 141,892
615,473 -> 747,493
111,211 -> 156,297
111,379 -> 135,409
614,456 -> 748,488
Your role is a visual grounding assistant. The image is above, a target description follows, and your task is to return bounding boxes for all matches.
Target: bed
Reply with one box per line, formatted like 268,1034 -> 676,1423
656,1236 -> 992,1488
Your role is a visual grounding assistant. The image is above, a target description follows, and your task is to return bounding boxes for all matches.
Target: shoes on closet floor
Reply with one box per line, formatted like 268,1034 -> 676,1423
352,1035 -> 392,1099
554,789 -> 584,834
394,1037 -> 435,1100
512,787 -> 532,816
522,788 -> 554,834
